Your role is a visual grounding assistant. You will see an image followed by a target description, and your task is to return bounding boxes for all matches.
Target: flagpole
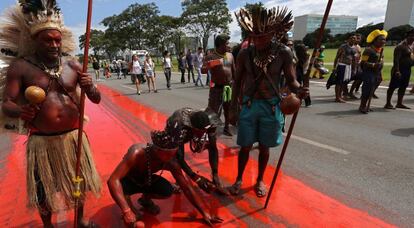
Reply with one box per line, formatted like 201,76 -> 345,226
264,0 -> 334,209
74,0 -> 93,227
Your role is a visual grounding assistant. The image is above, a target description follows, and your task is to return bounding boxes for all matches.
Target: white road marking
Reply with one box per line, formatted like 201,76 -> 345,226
284,133 -> 351,155
121,85 -> 137,91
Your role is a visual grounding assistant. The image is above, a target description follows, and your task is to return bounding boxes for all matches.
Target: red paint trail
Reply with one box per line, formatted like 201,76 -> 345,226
98,84 -> 397,228
0,84 -> 397,228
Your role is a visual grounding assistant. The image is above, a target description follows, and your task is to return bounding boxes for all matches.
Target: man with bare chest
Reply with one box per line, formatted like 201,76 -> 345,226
202,34 -> 235,136
385,29 -> 414,109
1,1 -> 101,227
229,6 -> 308,197
107,129 -> 222,227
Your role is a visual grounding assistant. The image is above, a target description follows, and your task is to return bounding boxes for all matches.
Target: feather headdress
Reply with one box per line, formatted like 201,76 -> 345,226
235,6 -> 293,40
0,1 -> 76,134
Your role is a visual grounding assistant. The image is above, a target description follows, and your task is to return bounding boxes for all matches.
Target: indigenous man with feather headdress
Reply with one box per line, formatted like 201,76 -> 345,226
0,1 -> 101,227
228,6 -> 308,197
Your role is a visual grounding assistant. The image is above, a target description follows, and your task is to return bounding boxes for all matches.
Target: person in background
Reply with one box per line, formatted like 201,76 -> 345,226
121,58 -> 128,79
333,34 -> 356,103
92,57 -> 100,81
178,51 -> 186,84
195,47 -> 204,87
312,45 -> 326,79
163,50 -> 173,90
349,33 -> 363,99
385,29 -> 414,109
359,29 -> 387,114
186,49 -> 195,83
129,54 -> 143,95
144,54 -> 157,93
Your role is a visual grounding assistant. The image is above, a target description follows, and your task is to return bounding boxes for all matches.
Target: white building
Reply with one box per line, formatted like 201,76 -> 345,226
293,14 -> 358,40
384,0 -> 414,30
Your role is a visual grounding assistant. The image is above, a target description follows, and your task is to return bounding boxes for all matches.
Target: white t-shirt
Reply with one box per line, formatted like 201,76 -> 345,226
131,60 -> 142,74
195,53 -> 203,68
163,57 -> 172,68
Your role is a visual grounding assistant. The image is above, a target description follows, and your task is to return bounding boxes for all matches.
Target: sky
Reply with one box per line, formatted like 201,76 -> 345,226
0,0 -> 388,52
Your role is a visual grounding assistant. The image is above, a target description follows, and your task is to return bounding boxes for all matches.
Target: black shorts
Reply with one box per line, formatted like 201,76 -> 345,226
121,175 -> 173,197
132,74 -> 145,83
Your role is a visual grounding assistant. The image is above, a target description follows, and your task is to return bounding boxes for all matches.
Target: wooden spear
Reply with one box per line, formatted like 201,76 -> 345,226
264,0 -> 335,209
73,0 -> 94,227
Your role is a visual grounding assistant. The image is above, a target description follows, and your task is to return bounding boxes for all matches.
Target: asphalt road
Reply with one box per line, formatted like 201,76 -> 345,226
98,71 -> 414,228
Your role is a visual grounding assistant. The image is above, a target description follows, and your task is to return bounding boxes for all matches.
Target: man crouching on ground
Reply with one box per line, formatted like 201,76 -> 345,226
107,130 -> 223,227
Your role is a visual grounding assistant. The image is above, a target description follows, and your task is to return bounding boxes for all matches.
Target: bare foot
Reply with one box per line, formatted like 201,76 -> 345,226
384,104 -> 394,109
213,176 -> 230,196
396,104 -> 411,109
255,181 -> 267,198
228,181 -> 242,195
335,98 -> 346,103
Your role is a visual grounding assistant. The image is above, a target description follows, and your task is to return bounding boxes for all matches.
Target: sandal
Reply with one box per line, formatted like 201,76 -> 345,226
138,197 -> 160,215
228,181 -> 242,195
254,181 -> 267,198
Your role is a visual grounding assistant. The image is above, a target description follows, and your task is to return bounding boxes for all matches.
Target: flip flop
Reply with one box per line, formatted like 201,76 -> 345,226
255,182 -> 267,198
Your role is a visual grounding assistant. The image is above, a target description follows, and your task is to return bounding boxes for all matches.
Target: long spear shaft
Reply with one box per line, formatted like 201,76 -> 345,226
264,0 -> 334,209
74,0 -> 93,227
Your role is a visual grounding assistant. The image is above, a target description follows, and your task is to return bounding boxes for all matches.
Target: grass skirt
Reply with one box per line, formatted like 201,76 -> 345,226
26,129 -> 101,211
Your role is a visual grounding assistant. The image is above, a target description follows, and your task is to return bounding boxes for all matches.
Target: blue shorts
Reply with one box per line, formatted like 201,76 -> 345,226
237,97 -> 284,148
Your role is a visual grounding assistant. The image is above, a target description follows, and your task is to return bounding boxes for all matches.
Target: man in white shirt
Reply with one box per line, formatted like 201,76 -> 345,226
195,47 -> 204,87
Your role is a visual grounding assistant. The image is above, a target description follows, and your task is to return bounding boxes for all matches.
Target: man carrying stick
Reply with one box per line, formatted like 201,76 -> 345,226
228,6 -> 308,197
0,1 -> 101,227
359,29 -> 387,114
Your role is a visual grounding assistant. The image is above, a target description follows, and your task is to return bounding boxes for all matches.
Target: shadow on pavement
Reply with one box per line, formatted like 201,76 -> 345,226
391,128 -> 414,137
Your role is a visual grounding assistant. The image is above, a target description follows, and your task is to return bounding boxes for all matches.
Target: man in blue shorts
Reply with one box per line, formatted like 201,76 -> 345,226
229,6 -> 308,197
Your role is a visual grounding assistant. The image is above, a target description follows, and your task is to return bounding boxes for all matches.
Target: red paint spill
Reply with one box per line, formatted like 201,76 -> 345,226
0,84 -> 396,227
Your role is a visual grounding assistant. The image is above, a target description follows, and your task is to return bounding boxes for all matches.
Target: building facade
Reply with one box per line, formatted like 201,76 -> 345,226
293,14 -> 358,40
384,0 -> 414,30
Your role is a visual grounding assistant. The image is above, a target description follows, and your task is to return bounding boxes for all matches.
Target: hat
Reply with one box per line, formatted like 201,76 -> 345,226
235,6 -> 293,41
366,29 -> 388,44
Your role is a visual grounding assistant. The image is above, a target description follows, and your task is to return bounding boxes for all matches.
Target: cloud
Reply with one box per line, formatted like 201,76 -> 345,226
67,23 -> 106,54
229,0 -> 387,42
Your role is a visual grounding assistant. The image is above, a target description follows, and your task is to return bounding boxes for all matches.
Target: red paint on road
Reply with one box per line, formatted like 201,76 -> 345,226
0,84 -> 396,227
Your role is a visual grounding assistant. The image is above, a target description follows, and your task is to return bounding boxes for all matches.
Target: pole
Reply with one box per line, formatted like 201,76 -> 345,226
74,0 -> 93,227
264,0 -> 334,209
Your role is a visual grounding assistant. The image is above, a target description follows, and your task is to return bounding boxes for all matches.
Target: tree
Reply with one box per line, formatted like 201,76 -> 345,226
181,0 -> 232,50
388,24 -> 414,42
101,3 -> 160,51
148,15 -> 181,55
302,28 -> 333,48
78,29 -> 106,56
